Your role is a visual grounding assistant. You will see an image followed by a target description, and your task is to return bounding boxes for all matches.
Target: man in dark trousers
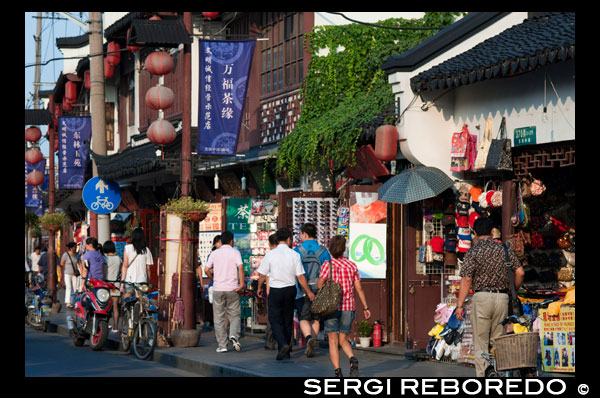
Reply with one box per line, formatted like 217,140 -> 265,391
456,217 -> 524,377
257,228 -> 315,360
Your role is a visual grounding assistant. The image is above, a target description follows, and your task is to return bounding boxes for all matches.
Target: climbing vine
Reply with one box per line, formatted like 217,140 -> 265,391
273,12 -> 465,181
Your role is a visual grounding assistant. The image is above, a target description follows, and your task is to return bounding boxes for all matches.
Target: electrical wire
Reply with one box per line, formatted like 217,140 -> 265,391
323,12 -> 444,30
546,71 -> 575,132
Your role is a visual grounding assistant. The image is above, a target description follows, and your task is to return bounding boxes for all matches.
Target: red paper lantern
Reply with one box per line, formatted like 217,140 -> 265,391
107,41 -> 121,66
62,96 -> 72,112
149,15 -> 162,20
104,58 -> 115,79
127,28 -> 141,52
26,170 -> 44,186
25,126 -> 42,143
147,119 -> 176,145
25,148 -> 43,165
202,12 -> 220,19
145,51 -> 173,76
65,81 -> 77,102
84,70 -> 91,90
374,125 -> 398,162
145,84 -> 175,111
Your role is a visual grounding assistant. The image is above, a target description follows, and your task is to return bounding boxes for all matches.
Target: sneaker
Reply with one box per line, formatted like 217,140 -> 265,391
216,347 -> 228,353
305,336 -> 316,357
334,368 -> 343,378
276,344 -> 291,360
349,357 -> 359,377
230,336 -> 242,352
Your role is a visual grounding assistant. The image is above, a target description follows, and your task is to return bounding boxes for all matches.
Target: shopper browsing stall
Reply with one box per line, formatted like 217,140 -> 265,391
455,217 -> 525,377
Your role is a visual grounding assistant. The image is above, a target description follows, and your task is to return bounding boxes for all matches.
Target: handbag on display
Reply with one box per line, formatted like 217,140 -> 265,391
474,118 -> 493,170
418,245 -> 427,263
530,174 -> 546,196
425,241 -> 434,263
502,243 -> 523,317
467,132 -> 478,171
485,117 -> 513,171
450,125 -> 470,172
311,262 -> 342,317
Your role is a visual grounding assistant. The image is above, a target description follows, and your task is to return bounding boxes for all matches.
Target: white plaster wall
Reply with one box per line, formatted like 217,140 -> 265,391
386,12 -> 575,179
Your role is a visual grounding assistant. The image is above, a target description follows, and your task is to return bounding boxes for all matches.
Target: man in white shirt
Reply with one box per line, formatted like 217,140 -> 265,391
258,228 -> 314,360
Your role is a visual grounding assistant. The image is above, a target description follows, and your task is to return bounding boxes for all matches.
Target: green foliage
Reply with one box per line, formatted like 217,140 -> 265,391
161,196 -> 210,221
39,212 -> 70,228
357,319 -> 374,337
25,211 -> 40,229
275,12 -> 464,181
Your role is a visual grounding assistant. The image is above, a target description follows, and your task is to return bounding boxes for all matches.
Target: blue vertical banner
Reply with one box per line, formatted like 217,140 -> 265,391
25,158 -> 46,208
58,116 -> 91,189
197,40 -> 256,156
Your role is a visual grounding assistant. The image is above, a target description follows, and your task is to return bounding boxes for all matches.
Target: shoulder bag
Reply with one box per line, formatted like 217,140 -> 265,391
485,117 -> 513,171
67,253 -> 80,277
474,118 -> 493,170
311,261 -> 342,318
501,243 -> 523,317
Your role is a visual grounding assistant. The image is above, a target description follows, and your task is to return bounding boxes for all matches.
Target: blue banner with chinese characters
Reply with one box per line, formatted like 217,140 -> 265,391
25,158 -> 46,208
197,40 -> 256,156
58,116 -> 91,189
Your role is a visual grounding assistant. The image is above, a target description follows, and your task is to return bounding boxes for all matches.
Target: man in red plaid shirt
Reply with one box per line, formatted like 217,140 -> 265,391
318,235 -> 371,378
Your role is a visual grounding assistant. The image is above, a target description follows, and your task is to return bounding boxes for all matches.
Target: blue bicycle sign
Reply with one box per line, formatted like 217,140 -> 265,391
83,177 -> 121,215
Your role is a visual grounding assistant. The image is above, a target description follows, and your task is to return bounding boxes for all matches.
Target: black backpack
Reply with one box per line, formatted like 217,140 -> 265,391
297,245 -> 326,293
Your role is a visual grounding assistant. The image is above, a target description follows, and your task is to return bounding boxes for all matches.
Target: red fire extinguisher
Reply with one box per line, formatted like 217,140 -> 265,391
373,321 -> 382,347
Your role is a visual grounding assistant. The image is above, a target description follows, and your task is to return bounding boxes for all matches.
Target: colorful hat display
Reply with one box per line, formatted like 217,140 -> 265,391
430,236 -> 445,253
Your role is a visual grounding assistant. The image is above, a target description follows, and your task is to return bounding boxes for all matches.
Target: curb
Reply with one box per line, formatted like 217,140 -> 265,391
51,321 -> 266,377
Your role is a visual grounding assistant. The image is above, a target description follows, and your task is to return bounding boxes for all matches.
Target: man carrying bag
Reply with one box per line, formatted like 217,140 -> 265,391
455,217 -> 525,377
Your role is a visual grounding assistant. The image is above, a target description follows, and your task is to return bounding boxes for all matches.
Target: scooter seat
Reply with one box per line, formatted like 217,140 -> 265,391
124,295 -> 138,304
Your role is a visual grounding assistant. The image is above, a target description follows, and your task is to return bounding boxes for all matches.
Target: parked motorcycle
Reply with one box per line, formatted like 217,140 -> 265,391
25,274 -> 53,332
66,261 -> 117,351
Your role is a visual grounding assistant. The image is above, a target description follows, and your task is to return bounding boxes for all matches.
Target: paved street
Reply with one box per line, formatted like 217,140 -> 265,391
25,327 -> 202,377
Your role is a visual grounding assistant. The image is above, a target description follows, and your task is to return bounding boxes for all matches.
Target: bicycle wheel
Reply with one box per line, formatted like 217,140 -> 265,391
119,308 -> 132,352
132,317 -> 156,360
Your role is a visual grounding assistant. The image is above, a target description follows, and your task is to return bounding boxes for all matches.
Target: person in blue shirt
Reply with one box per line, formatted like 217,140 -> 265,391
81,237 -> 105,282
294,223 -> 331,357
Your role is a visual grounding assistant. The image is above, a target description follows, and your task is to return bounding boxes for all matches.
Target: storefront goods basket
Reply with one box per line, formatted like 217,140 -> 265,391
494,332 -> 539,371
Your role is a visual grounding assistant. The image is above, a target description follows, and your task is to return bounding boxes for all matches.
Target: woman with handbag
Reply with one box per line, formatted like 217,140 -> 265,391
120,227 -> 154,299
317,235 -> 371,378
60,242 -> 80,310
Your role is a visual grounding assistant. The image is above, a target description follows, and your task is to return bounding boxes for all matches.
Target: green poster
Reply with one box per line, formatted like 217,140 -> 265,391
226,198 -> 251,233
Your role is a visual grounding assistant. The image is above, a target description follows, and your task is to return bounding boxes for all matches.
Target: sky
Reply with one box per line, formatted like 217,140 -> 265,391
25,12 -> 88,158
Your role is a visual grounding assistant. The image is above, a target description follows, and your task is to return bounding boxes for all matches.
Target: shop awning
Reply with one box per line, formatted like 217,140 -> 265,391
378,166 -> 454,204
25,109 -> 51,125
408,12 -> 575,92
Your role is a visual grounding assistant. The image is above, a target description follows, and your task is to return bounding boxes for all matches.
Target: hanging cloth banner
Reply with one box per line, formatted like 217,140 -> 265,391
58,116 -> 92,189
25,158 -> 46,208
197,40 -> 256,156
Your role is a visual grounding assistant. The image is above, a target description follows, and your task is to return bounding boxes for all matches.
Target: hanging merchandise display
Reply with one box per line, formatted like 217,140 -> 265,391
485,117 -> 513,171
474,118 -> 493,170
292,197 -> 338,249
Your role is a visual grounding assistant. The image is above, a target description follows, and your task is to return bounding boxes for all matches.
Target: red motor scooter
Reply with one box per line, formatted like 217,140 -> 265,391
67,262 -> 117,351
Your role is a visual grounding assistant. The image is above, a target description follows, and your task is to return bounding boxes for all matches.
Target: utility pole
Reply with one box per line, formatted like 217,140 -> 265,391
88,12 -> 110,244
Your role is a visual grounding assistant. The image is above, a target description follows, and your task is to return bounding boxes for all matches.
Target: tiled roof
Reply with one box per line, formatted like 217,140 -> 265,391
56,34 -> 89,49
409,12 -> 575,92
25,109 -> 51,125
128,19 -> 191,47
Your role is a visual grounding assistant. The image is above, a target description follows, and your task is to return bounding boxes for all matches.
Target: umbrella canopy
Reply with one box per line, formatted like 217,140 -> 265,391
378,166 -> 455,204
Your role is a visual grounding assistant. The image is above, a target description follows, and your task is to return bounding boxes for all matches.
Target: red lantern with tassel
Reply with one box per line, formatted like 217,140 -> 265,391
147,119 -> 176,145
374,125 -> 398,162
62,97 -> 72,112
84,70 -> 91,90
26,126 -> 42,143
107,41 -> 121,66
145,51 -> 174,76
127,28 -> 141,52
25,148 -> 43,165
145,85 -> 175,111
26,170 -> 44,186
65,81 -> 77,102
202,12 -> 220,19
104,58 -> 115,79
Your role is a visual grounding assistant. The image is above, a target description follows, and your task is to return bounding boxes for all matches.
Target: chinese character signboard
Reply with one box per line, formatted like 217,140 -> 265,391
539,307 -> 575,373
25,158 -> 46,208
58,116 -> 92,189
513,126 -> 537,146
197,40 -> 256,156
199,203 -> 223,232
226,198 -> 252,275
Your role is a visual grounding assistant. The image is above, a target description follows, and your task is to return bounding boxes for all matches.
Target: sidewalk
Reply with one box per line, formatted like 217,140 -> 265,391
49,287 -> 477,377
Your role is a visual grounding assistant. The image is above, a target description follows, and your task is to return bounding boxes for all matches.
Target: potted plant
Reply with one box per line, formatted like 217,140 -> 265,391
162,196 -> 210,222
39,212 -> 70,233
357,320 -> 373,347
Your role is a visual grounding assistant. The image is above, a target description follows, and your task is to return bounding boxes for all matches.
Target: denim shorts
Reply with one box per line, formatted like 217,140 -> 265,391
323,310 -> 355,335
